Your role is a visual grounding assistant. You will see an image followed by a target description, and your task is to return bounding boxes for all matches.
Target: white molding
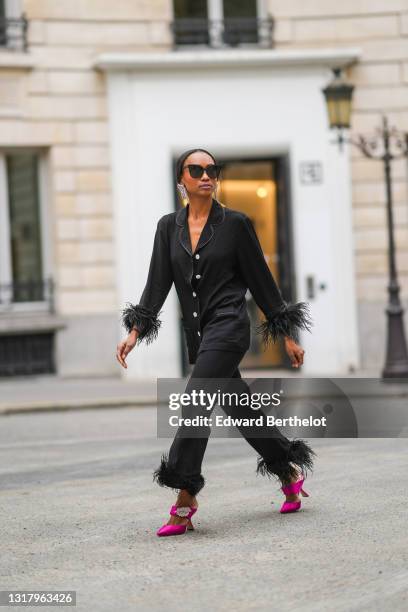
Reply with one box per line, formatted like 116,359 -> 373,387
0,52 -> 34,69
207,0 -> 223,47
0,312 -> 67,333
256,0 -> 268,19
5,0 -> 23,19
38,151 -> 54,286
95,47 -> 361,72
208,0 -> 222,20
0,155 -> 12,292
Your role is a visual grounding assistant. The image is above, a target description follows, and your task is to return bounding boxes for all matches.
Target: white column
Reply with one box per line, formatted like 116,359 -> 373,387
207,0 -> 224,48
256,0 -> 271,48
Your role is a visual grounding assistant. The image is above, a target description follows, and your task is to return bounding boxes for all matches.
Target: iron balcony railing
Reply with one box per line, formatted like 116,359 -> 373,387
0,278 -> 55,313
170,16 -> 275,49
0,14 -> 28,52
0,332 -> 56,377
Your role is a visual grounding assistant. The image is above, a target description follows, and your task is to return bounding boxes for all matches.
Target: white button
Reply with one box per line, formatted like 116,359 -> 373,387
195,254 -> 200,259
195,274 -> 201,279
193,312 -> 198,317
197,331 -> 201,336
192,292 -> 197,297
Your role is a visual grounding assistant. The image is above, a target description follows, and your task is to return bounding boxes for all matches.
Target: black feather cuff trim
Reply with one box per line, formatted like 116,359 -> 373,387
256,438 -> 316,484
120,302 -> 161,345
256,300 -> 313,345
153,453 -> 205,497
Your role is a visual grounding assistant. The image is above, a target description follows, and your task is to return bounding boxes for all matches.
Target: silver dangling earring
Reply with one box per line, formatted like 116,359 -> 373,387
213,182 -> 218,200
177,182 -> 189,204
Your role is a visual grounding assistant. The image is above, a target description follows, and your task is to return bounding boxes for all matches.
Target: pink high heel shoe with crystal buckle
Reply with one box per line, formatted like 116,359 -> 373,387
280,474 -> 310,514
157,505 -> 198,537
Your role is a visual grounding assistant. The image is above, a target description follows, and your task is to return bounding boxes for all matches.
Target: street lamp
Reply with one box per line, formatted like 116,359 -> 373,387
322,68 -> 354,151
323,68 -> 408,379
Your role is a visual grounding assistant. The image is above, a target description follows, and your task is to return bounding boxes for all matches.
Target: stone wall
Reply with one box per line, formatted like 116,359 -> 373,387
0,0 -> 172,375
268,0 -> 408,369
269,0 -> 408,302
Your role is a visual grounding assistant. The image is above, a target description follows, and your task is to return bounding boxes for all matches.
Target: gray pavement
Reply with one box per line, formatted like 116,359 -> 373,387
0,374 -> 157,414
0,405 -> 407,611
0,367 -> 404,415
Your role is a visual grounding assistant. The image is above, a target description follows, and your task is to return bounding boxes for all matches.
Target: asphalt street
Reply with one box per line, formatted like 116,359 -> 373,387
0,406 -> 407,612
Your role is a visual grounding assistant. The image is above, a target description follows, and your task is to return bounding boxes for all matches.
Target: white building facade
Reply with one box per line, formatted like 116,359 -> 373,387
97,48 -> 361,378
0,0 -> 407,379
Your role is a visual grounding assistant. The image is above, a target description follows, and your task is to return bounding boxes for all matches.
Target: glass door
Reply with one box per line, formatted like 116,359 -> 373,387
6,152 -> 44,303
218,157 -> 292,369
172,0 -> 209,46
222,0 -> 259,45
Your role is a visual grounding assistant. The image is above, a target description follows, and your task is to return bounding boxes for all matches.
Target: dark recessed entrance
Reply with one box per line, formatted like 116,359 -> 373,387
218,155 -> 295,370
174,154 -> 295,374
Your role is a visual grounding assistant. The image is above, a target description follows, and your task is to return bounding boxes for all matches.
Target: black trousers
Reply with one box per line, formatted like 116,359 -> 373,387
153,348 -> 316,497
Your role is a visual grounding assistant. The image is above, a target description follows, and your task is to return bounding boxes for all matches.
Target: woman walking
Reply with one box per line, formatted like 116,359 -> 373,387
116,148 -> 316,537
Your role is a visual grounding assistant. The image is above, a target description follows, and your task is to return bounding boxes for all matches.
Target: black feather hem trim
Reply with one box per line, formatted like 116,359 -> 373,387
256,438 -> 316,485
256,300 -> 313,345
120,302 -> 162,345
153,453 -> 205,497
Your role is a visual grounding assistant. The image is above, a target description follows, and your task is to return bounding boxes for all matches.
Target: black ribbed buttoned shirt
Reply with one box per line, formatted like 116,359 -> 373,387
121,198 -> 312,364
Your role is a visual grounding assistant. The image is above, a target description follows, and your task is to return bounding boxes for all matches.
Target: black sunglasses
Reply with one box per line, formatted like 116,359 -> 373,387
182,163 -> 222,179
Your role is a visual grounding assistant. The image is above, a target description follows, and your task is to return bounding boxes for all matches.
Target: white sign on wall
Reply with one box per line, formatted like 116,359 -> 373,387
299,161 -> 323,185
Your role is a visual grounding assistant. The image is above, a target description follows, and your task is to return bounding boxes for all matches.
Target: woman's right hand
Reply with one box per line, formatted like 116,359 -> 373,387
116,329 -> 139,369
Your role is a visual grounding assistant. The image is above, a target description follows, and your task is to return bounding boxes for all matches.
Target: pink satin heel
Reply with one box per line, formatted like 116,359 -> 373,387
157,504 -> 198,537
280,474 -> 310,514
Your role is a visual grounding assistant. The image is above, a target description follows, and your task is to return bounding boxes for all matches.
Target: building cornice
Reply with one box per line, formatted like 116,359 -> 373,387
0,52 -> 34,70
94,47 -> 361,73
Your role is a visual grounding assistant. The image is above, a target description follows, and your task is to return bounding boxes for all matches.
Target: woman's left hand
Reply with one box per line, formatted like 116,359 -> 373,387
284,337 -> 305,368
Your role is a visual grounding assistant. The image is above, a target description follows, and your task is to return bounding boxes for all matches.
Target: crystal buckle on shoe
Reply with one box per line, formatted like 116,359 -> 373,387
174,506 -> 191,517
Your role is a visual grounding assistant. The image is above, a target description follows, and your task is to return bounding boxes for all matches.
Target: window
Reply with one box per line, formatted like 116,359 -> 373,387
172,0 -> 273,49
173,0 -> 210,46
0,0 -> 6,46
223,0 -> 259,45
0,150 -> 52,311
0,0 -> 27,51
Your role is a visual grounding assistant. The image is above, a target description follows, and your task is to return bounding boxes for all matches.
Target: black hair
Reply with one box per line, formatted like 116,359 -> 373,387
175,148 -> 217,183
